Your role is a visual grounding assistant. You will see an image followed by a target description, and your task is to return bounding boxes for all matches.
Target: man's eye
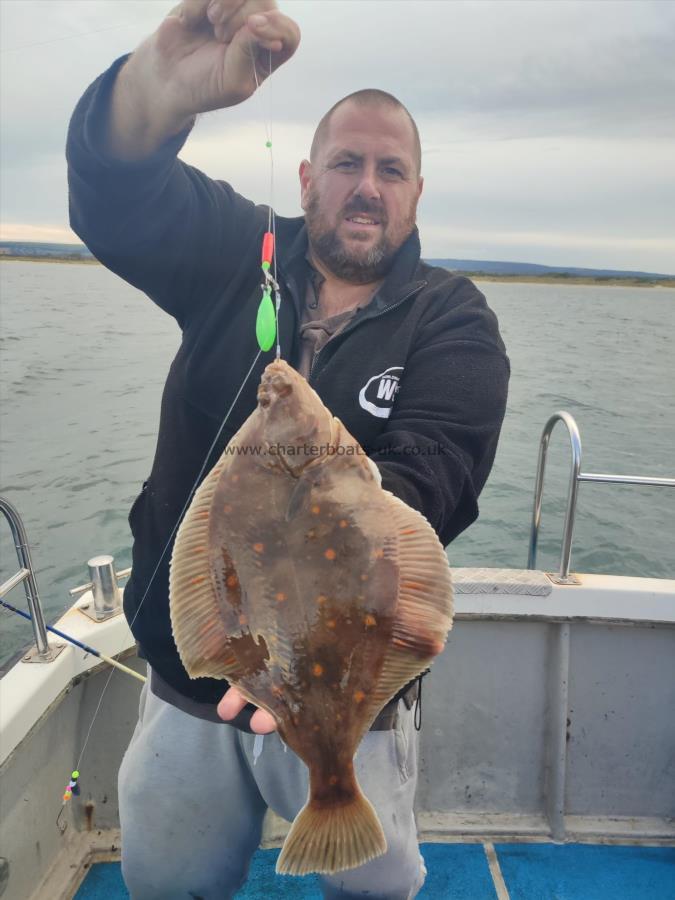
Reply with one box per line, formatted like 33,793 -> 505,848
336,161 -> 355,169
384,167 -> 403,177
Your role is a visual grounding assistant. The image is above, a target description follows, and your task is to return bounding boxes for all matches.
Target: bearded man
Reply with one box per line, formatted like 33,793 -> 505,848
66,2 -> 509,897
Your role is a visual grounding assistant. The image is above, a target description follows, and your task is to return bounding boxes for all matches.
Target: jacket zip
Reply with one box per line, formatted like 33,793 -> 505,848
309,281 -> 428,379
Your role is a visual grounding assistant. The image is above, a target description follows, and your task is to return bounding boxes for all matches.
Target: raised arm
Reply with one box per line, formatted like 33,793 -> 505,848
107,0 -> 299,161
66,1 -> 300,324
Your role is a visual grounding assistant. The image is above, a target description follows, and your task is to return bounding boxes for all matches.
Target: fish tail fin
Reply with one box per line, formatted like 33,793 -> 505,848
275,783 -> 386,876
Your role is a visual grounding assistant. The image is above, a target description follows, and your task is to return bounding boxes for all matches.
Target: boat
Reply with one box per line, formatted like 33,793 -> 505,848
1,412 -> 673,899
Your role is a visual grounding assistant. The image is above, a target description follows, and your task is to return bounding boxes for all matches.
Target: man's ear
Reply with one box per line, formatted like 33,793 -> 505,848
299,159 -> 311,211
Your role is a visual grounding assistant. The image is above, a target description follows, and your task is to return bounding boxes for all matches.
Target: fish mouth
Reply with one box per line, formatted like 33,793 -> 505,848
258,365 -> 293,409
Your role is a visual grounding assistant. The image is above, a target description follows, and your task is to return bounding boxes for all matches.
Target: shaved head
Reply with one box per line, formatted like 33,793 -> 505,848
310,90 -> 422,175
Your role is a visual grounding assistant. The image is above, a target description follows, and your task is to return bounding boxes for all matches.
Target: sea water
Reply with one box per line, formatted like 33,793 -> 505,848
1,261 -> 673,666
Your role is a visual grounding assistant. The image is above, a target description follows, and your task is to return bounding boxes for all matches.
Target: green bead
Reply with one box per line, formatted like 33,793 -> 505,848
256,290 -> 276,351
261,260 -> 270,271
265,141 -> 272,148
72,770 -> 80,779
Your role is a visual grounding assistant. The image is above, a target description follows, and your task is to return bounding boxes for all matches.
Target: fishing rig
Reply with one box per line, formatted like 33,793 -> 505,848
50,32 -> 284,830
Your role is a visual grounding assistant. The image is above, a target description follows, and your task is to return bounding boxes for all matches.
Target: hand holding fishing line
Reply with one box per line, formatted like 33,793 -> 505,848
166,0 -> 300,110
109,0 -> 300,160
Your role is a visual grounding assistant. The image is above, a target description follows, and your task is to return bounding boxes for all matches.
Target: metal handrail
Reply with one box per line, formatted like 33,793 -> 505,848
0,496 -> 52,658
528,412 -> 675,584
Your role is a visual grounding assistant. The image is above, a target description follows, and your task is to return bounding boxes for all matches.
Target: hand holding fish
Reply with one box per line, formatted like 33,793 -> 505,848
217,685 -> 277,733
106,0 -> 300,160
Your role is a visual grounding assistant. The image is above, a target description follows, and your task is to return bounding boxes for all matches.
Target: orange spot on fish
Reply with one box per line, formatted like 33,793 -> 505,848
324,548 -> 336,560
364,614 -> 377,627
226,574 -> 239,588
316,594 -> 328,605
192,546 -> 205,554
339,519 -> 348,528
239,614 -> 248,626
393,637 -> 408,648
190,576 -> 205,585
374,549 -> 384,559
326,619 -> 336,629
312,663 -> 324,677
401,528 -> 416,535
275,592 -> 287,602
197,511 -> 209,520
403,581 -> 422,590
361,574 -> 369,581
353,690 -> 366,704
311,505 -> 321,514
253,543 -> 264,553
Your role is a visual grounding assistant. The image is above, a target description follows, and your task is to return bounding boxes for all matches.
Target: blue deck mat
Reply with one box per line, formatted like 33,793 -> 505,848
73,842 -> 496,898
495,843 -> 675,900
73,842 -> 674,899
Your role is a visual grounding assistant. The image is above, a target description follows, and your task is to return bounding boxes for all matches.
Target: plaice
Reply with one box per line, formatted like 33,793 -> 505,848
169,359 -> 453,875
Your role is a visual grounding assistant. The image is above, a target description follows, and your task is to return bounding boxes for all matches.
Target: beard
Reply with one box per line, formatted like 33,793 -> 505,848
304,190 -> 416,285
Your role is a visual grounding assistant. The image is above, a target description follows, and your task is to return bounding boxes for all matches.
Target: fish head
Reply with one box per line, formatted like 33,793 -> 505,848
256,360 -> 333,474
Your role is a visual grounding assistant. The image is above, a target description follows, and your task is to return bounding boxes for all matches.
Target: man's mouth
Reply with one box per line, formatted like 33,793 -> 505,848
344,215 -> 381,227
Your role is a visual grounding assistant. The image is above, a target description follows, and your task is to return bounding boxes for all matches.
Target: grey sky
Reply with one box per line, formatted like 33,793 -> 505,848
1,0 -> 673,271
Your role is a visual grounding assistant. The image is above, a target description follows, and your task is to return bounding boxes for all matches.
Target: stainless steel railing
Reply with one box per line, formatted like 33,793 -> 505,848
0,496 -> 56,660
1,496 -> 130,662
528,411 -> 675,584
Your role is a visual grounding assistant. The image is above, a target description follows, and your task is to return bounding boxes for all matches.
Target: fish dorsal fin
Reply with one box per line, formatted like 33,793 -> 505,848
367,492 -> 453,719
169,457 -> 244,680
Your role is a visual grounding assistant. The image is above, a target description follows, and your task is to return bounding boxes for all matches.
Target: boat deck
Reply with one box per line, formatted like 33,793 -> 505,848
73,841 -> 675,899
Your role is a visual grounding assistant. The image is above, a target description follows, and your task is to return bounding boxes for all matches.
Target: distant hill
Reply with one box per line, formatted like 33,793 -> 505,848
1,242 -> 672,281
426,258 -> 673,281
0,241 -> 93,259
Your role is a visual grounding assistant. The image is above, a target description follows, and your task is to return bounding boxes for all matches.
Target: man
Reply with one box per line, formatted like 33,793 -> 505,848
67,1 -> 509,897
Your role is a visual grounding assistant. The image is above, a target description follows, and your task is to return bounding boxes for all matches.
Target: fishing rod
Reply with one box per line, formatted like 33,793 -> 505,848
0,597 -> 146,684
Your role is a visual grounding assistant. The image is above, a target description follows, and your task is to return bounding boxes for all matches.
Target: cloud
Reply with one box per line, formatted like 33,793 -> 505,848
0,222 -> 78,243
1,0 -> 674,270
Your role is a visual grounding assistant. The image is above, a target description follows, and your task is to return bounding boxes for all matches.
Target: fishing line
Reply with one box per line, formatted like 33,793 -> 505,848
60,31 -> 282,821
0,22 -> 135,56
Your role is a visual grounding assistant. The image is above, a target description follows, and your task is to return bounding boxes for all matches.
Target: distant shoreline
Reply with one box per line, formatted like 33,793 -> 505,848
0,255 -> 100,265
471,274 -> 675,288
1,255 -> 673,287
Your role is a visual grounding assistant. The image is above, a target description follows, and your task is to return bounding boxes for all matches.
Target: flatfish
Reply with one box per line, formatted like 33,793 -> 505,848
169,359 -> 453,875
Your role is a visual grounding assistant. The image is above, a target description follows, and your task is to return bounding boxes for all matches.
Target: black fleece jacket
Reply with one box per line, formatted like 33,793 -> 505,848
66,56 -> 510,707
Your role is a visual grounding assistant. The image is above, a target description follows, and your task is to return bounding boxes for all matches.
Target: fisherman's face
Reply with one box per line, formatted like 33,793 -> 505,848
300,102 -> 424,284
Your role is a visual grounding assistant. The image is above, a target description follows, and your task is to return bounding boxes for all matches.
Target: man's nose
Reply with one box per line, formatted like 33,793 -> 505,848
353,165 -> 381,200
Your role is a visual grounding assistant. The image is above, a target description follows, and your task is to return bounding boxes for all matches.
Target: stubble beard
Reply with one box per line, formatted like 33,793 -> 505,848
304,190 -> 416,285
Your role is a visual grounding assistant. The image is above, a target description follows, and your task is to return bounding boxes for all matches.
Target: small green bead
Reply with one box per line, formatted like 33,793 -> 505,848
261,260 -> 270,271
265,141 -> 272,148
72,770 -> 80,779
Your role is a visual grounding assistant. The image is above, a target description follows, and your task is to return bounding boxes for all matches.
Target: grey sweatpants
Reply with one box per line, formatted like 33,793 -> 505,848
118,673 -> 426,899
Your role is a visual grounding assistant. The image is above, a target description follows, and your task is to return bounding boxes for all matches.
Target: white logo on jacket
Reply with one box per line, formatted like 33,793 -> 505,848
358,367 -> 404,418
